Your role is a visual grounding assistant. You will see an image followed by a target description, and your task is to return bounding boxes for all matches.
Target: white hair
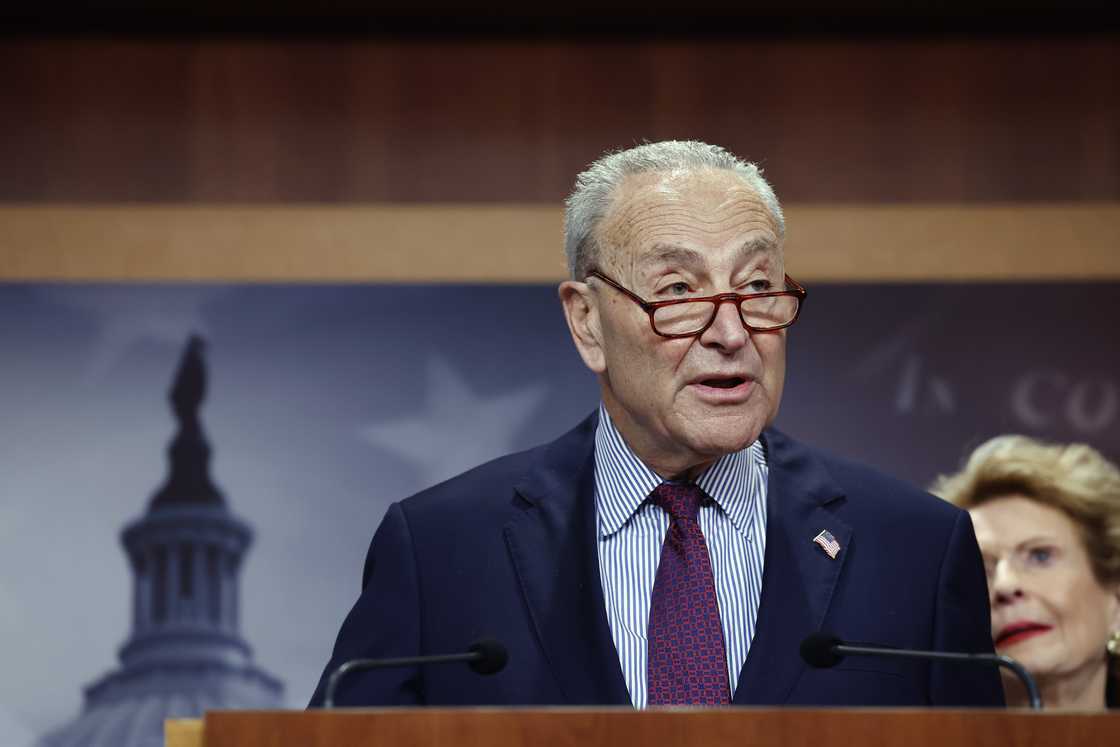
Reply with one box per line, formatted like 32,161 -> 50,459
563,140 -> 785,279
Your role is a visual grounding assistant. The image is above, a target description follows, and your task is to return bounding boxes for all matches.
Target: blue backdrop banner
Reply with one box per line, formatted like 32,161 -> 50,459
2,282 -> 1117,745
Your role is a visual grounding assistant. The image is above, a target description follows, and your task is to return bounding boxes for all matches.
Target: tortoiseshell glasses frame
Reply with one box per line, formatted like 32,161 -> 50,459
587,269 -> 807,339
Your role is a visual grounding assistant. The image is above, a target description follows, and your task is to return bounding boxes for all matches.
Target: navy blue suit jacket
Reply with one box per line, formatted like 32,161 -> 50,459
310,412 -> 1004,707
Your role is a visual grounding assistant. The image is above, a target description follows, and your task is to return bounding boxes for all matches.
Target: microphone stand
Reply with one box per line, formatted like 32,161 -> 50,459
833,642 -> 1043,710
323,640 -> 506,708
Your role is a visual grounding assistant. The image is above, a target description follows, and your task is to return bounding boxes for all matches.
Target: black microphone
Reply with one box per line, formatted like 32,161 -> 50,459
323,638 -> 509,708
800,632 -> 1042,710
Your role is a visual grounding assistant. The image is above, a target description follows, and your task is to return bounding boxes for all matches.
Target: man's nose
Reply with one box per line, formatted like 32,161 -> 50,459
990,560 -> 1025,606
698,299 -> 749,352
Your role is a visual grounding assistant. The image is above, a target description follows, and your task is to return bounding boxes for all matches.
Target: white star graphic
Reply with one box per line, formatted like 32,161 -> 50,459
359,355 -> 549,489
35,286 -> 227,384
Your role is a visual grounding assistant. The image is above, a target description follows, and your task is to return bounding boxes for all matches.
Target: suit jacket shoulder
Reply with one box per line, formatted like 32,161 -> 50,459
766,426 -> 961,524
310,411 -> 616,708
751,427 -> 1003,707
383,413 -> 598,584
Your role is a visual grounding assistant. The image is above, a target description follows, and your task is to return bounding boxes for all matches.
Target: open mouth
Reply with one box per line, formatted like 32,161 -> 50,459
995,622 -> 1052,647
699,377 -> 747,389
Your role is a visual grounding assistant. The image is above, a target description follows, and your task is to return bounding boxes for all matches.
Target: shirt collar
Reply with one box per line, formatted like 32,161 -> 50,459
593,403 -> 766,540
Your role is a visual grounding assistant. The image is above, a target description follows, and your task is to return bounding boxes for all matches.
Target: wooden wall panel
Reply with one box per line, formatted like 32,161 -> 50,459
2,37 -> 1116,281
2,37 -> 1117,203
3,203 -> 1117,282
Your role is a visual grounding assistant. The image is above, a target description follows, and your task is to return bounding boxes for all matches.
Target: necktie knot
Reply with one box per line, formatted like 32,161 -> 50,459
650,482 -> 705,523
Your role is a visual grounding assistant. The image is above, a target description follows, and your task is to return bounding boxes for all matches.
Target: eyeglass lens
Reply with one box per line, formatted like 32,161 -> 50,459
651,295 -> 799,335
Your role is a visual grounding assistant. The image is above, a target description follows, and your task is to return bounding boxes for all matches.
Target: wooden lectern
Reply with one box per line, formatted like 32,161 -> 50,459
167,708 -> 1120,747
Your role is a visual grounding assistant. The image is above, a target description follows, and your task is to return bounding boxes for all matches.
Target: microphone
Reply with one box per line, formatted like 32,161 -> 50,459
323,638 -> 509,708
800,632 -> 1042,710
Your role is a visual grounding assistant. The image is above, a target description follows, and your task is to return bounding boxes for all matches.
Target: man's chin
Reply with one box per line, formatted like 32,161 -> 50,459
678,418 -> 765,459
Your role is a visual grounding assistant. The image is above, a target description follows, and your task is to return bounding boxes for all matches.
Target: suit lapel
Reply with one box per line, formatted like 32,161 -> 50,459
734,428 -> 851,705
504,413 -> 631,706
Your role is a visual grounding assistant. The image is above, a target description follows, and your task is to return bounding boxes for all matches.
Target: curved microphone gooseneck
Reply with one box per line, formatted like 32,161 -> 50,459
800,632 -> 1042,710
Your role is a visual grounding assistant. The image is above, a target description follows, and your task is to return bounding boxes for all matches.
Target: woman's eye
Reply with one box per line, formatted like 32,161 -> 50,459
663,282 -> 690,296
1026,547 -> 1054,565
747,279 -> 773,293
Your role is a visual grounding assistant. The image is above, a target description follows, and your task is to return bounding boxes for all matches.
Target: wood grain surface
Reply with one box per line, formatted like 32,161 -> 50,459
3,37 -> 1117,283
2,203 -> 1117,282
194,708 -> 1120,747
2,38 -> 1117,204
165,719 -> 204,747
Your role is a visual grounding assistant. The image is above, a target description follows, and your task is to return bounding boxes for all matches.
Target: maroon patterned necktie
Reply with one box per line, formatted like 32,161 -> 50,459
646,481 -> 731,706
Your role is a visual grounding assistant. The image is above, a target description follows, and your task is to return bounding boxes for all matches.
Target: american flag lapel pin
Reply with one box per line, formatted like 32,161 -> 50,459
813,529 -> 841,559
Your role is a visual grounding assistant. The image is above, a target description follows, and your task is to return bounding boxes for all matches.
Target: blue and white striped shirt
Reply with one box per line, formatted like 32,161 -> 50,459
594,404 -> 768,708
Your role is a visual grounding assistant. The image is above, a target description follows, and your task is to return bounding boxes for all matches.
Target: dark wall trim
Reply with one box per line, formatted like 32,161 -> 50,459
2,2 -> 1117,39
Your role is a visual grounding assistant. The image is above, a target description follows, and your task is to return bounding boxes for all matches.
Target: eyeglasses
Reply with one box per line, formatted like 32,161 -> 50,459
587,269 -> 807,339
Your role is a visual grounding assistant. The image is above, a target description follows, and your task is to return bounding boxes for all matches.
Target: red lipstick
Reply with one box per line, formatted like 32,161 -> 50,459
995,621 -> 1053,648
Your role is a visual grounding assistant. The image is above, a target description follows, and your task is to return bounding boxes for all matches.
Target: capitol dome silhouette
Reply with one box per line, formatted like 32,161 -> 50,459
38,336 -> 283,747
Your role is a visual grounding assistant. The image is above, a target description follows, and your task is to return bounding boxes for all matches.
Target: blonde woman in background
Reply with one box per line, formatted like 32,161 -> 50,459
933,436 -> 1120,709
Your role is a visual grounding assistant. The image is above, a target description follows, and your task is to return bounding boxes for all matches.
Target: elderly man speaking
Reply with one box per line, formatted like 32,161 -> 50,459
310,141 -> 1003,708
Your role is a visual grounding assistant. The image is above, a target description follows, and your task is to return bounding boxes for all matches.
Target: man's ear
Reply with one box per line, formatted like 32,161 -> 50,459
558,280 -> 607,374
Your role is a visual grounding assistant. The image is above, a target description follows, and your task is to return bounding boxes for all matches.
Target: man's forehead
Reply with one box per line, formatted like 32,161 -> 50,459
608,169 -> 775,225
597,169 -> 782,272
636,238 -> 780,271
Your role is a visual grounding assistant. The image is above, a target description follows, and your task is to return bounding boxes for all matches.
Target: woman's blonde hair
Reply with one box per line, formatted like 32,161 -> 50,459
932,435 -> 1120,585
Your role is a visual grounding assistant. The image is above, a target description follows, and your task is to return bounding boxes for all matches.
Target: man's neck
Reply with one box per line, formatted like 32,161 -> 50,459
598,401 -> 713,480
